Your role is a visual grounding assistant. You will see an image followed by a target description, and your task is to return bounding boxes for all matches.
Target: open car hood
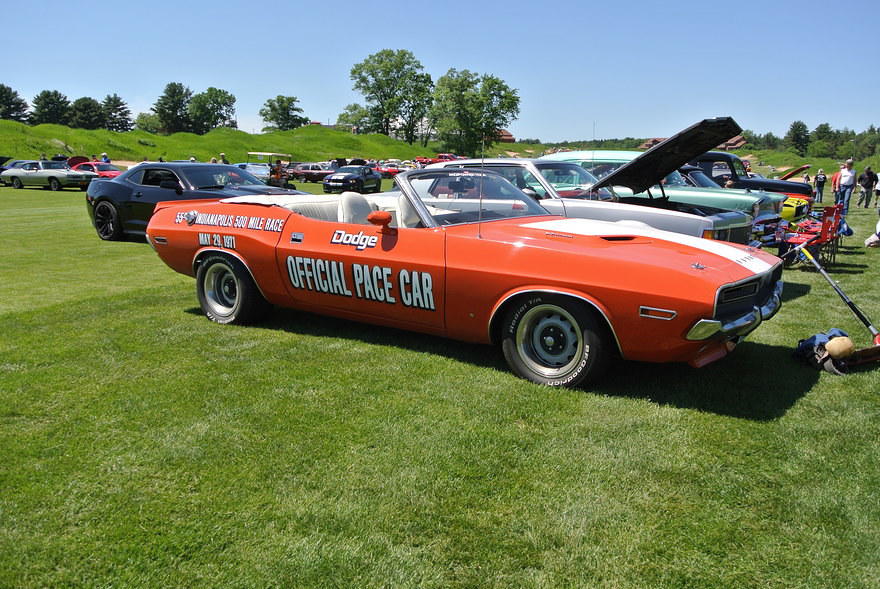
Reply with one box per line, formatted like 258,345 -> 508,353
592,117 -> 742,194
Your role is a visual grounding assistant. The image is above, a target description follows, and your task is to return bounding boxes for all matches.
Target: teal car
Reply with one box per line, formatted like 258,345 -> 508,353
540,150 -> 786,246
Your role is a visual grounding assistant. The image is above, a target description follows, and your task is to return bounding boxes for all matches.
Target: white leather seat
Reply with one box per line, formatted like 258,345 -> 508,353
338,191 -> 374,224
397,194 -> 422,228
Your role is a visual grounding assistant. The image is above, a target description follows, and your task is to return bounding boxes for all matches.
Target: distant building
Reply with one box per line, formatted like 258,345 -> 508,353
497,129 -> 516,143
638,134 -> 747,151
716,135 -> 747,150
638,138 -> 665,150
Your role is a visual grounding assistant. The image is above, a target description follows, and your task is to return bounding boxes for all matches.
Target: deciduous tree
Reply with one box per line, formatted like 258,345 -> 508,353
188,87 -> 237,134
350,49 -> 431,137
336,103 -> 370,131
259,95 -> 308,131
430,69 -> 519,157
134,112 -> 161,134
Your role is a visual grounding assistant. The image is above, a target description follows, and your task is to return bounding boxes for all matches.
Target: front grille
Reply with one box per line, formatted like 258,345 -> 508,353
715,264 -> 782,321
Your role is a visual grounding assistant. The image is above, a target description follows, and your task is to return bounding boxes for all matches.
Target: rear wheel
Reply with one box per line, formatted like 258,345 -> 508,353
501,295 -> 609,387
11,177 -> 23,189
196,255 -> 270,325
93,201 -> 123,241
48,178 -> 61,191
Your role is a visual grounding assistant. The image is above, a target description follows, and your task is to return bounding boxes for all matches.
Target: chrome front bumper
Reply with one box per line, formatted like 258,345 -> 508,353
686,280 -> 783,341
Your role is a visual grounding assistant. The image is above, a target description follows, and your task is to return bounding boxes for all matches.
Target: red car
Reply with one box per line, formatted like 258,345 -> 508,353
376,163 -> 403,178
73,161 -> 122,178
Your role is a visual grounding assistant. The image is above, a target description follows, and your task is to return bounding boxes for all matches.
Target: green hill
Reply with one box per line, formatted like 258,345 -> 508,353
0,121 -> 558,164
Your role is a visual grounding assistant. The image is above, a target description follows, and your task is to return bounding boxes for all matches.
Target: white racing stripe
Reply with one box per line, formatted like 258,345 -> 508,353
523,218 -> 773,274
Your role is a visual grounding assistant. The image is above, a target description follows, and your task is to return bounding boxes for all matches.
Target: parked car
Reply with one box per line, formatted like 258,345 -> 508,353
233,162 -> 271,183
429,158 -> 754,243
290,162 -> 334,182
72,161 -> 122,179
415,153 -> 462,166
678,164 -> 810,225
144,167 -> 783,387
541,118 -> 786,246
0,159 -> 97,191
85,162 -> 306,242
0,158 -> 29,183
689,151 -> 812,221
376,162 -> 404,178
323,165 -> 382,193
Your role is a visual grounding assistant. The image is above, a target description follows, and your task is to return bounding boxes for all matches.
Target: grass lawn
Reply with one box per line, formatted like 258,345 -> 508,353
1,184 -> 879,587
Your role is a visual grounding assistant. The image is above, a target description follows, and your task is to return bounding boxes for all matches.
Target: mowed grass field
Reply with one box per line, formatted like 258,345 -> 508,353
2,183 -> 880,588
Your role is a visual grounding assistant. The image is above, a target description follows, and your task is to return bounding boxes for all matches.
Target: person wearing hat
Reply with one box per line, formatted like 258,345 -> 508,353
837,159 -> 857,214
101,152 -> 110,163
219,152 -> 229,164
814,169 -> 826,203
857,166 -> 877,208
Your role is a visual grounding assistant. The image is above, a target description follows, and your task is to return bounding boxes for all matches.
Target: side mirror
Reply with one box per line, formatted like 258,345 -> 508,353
522,187 -> 542,200
367,210 -> 395,234
160,179 -> 182,194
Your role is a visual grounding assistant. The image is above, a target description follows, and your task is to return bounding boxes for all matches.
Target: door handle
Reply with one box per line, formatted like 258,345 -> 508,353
134,191 -> 143,198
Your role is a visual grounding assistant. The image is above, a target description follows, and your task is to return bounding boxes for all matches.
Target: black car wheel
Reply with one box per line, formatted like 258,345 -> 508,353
196,255 -> 270,325
11,177 -> 23,189
48,178 -> 61,191
501,295 -> 609,387
93,201 -> 123,241
354,180 -> 364,193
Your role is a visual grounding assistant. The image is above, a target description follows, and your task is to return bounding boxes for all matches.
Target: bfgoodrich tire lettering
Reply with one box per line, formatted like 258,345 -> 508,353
501,295 -> 608,387
196,255 -> 270,325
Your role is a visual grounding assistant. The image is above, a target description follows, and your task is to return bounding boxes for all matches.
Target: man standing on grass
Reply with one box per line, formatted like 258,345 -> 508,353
838,159 -> 857,215
857,166 -> 877,208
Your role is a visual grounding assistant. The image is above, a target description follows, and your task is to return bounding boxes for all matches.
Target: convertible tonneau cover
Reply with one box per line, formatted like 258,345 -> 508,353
592,117 -> 742,194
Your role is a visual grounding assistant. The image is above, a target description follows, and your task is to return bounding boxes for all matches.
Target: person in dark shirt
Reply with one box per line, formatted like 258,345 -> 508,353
857,166 -> 877,208
814,169 -> 827,203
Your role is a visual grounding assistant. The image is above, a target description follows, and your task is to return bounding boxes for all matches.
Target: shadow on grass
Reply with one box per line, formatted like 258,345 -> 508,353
781,281 -> 811,302
593,341 -> 817,421
184,306 -> 817,422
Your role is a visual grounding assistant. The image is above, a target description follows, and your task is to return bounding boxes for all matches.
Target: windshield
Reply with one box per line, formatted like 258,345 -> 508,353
181,165 -> 265,188
534,162 -> 611,199
683,169 -> 721,188
406,170 -> 549,226
95,164 -> 119,172
579,160 -> 687,189
336,166 -> 361,174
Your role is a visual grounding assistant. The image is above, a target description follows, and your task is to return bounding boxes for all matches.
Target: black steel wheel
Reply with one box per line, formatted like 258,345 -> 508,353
501,295 -> 609,387
196,255 -> 270,325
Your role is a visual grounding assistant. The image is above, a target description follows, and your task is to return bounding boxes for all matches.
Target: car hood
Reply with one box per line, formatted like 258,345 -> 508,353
592,117 -> 742,194
488,216 -> 777,282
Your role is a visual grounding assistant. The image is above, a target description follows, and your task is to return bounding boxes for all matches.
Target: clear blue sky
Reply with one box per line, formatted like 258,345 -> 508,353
4,0 -> 877,142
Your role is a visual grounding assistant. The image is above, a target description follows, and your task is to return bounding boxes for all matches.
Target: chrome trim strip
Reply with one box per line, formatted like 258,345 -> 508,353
639,306 -> 677,320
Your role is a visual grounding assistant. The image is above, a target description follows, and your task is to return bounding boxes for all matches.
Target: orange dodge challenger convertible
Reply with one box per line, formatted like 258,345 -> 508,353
146,168 -> 783,387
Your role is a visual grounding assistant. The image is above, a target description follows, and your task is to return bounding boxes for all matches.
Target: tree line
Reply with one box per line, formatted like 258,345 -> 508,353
745,120 -> 880,160
2,48 -> 520,158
